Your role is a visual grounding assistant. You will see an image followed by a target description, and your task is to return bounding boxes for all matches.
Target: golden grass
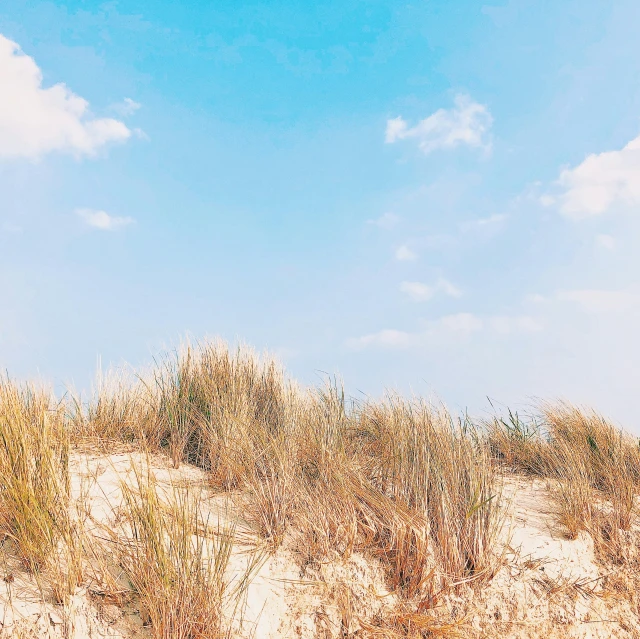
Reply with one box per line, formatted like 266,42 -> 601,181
5,337 -> 640,636
543,403 -> 640,534
486,407 -> 548,476
0,378 -> 72,575
68,343 -> 503,610
119,462 -> 245,639
69,366 -> 152,447
354,397 -> 501,593
148,340 -> 292,476
489,400 -> 640,566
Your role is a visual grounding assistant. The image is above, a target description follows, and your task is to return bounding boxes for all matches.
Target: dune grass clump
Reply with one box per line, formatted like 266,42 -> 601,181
291,387 -> 501,608
291,381 -> 356,558
356,397 -> 501,592
147,341 -> 293,480
290,390 -> 499,638
69,341 -> 301,549
486,407 -> 549,476
147,341 -> 301,550
541,403 -> 640,558
69,367 -> 154,447
488,401 -> 640,554
119,464 -> 246,639
0,378 -> 73,574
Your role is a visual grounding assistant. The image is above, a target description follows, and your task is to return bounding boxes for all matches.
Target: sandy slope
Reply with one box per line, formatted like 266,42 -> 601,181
0,453 -> 638,638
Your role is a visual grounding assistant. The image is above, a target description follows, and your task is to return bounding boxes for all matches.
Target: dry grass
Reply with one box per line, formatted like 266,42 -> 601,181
0,378 -> 73,576
359,609 -> 467,638
290,385 -> 501,616
543,403 -> 640,538
118,462 -> 250,639
488,400 -> 640,567
354,397 -> 501,593
69,367 -> 153,448
69,343 -> 504,612
147,341 -> 292,477
486,407 -> 548,476
7,337 -> 640,636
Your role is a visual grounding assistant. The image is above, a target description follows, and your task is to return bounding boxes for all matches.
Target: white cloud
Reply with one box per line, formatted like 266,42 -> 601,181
395,245 -> 417,261
347,312 -> 539,350
400,281 -> 435,302
557,289 -> 639,313
347,314 -> 481,350
385,118 -> 408,145
489,315 -> 543,334
523,293 -> 547,305
76,208 -> 135,231
437,278 -> 462,298
0,34 -> 131,160
400,277 -> 462,302
385,94 -> 493,155
437,312 -> 483,336
110,97 -> 142,117
596,234 -> 616,250
368,212 -> 399,229
459,213 -> 508,232
558,134 -> 640,218
346,329 -> 412,350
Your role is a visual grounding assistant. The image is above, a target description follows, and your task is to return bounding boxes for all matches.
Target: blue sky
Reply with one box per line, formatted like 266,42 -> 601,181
2,0 -> 640,425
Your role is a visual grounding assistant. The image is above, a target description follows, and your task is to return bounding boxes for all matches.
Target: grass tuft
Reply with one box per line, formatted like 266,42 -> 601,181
0,377 -> 73,575
119,462 -> 241,639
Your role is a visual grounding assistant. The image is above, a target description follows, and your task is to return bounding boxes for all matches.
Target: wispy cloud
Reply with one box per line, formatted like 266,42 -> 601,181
367,212 -> 400,229
436,312 -> 484,336
385,94 -> 493,155
523,293 -> 547,305
347,313 -> 480,350
0,34 -> 131,160
488,315 -> 542,334
400,281 -> 434,301
348,328 -> 413,350
596,234 -> 616,250
459,213 -> 508,233
347,312 -> 540,350
76,208 -> 135,231
395,245 -> 417,261
557,134 -> 640,218
400,278 -> 461,302
110,97 -> 142,117
437,278 -> 462,298
557,289 -> 639,313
